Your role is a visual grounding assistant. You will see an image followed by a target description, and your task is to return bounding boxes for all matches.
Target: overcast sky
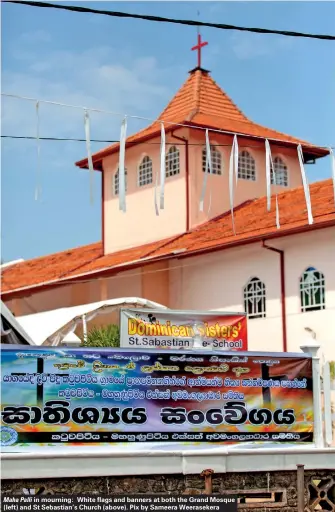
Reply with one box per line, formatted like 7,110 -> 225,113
2,1 -> 334,262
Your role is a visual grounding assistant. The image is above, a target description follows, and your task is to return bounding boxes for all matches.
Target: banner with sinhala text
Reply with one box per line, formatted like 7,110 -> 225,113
0,346 -> 313,451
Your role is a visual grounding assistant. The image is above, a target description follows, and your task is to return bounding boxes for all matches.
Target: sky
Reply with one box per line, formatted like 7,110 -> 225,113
1,1 -> 335,262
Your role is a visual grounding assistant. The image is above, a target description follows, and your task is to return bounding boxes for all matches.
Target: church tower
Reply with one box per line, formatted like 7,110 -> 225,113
76,38 -> 328,255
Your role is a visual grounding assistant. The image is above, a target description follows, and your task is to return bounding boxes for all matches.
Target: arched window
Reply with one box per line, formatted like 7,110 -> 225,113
202,145 -> 222,175
271,157 -> 288,187
113,168 -> 128,196
138,156 -> 153,186
300,267 -> 325,312
243,277 -> 266,319
165,146 -> 180,178
238,151 -> 256,181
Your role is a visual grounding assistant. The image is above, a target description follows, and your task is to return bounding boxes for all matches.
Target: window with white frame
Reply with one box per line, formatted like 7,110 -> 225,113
165,146 -> 180,178
271,156 -> 288,187
138,156 -> 153,186
202,145 -> 222,175
300,267 -> 325,312
243,277 -> 266,319
238,151 -> 256,181
113,168 -> 128,196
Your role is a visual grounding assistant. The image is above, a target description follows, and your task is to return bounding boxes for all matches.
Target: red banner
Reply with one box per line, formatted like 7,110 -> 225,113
120,309 -> 248,351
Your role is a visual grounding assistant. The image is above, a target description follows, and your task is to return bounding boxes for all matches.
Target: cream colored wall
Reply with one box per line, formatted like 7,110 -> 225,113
102,128 -> 303,254
7,285 -> 73,316
169,227 -> 335,359
103,130 -> 189,254
6,228 -> 333,360
6,270 -> 142,316
188,131 -> 303,228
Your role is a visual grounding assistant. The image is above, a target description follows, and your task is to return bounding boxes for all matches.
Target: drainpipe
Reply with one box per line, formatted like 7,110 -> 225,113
262,241 -> 287,352
171,131 -> 190,232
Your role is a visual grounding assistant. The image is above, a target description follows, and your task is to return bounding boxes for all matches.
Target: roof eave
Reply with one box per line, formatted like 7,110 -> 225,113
2,217 -> 334,301
182,121 -> 329,162
75,123 -> 183,171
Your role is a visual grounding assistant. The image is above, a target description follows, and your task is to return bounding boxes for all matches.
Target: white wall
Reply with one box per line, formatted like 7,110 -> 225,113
170,226 -> 335,359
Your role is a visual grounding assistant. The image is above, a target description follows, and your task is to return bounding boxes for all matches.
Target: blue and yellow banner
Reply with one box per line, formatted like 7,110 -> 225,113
1,346 -> 313,451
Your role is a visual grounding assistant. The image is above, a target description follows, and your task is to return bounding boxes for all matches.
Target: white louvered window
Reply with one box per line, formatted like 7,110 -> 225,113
202,145 -> 222,175
243,277 -> 266,319
113,168 -> 128,196
138,156 -> 153,187
300,267 -> 325,313
271,157 -> 288,187
165,146 -> 180,178
238,151 -> 256,181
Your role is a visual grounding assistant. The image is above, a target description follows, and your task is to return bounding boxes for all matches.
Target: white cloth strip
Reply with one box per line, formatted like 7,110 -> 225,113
199,129 -> 212,212
2,93 -> 333,154
329,148 -> 335,205
275,195 -> 280,229
34,101 -> 41,201
265,139 -> 272,211
154,166 -> 159,216
118,117 -> 127,213
233,135 -> 239,185
160,122 -> 166,210
84,110 -> 94,205
297,144 -> 313,224
229,136 -> 237,235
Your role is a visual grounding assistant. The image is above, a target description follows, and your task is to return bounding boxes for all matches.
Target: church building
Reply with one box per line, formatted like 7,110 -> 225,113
2,39 -> 334,357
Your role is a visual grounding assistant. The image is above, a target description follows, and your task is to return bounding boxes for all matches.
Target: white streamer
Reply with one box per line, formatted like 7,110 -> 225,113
329,148 -> 335,205
297,144 -> 313,224
267,141 -> 280,229
118,117 -> 127,213
265,139 -> 272,212
275,195 -> 280,229
154,166 -> 159,216
199,129 -> 212,212
233,135 -> 239,185
229,136 -> 238,234
160,122 -> 166,210
84,109 -> 94,205
35,101 -> 41,201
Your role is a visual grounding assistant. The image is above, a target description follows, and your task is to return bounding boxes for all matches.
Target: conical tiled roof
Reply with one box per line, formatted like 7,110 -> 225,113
157,69 -> 249,123
76,69 -> 328,170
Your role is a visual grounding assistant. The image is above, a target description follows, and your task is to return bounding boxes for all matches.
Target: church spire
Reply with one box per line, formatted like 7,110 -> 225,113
190,21 -> 209,74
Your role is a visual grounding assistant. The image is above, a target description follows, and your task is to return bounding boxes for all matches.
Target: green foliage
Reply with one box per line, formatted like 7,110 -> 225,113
330,361 -> 335,381
81,324 -> 120,348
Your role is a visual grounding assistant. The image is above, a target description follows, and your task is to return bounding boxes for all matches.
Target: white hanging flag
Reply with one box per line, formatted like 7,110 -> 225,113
34,101 -> 41,201
199,129 -> 212,212
233,134 -> 239,185
267,140 -> 280,229
265,139 -> 272,212
84,110 -> 94,205
297,144 -> 313,225
159,122 -> 166,210
154,166 -> 159,216
329,148 -> 335,205
229,135 -> 238,234
118,116 -> 127,213
275,195 -> 280,230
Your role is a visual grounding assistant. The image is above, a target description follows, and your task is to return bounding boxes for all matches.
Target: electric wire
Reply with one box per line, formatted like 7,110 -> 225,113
3,1 -> 335,41
1,93 -> 333,151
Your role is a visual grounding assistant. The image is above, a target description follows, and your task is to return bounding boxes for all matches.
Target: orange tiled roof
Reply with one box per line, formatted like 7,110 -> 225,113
2,179 -> 334,298
76,69 -> 329,171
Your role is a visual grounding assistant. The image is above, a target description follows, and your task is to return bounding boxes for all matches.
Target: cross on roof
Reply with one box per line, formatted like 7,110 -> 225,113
191,33 -> 208,69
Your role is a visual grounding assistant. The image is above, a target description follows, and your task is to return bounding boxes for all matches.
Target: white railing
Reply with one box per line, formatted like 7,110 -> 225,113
301,338 -> 334,448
